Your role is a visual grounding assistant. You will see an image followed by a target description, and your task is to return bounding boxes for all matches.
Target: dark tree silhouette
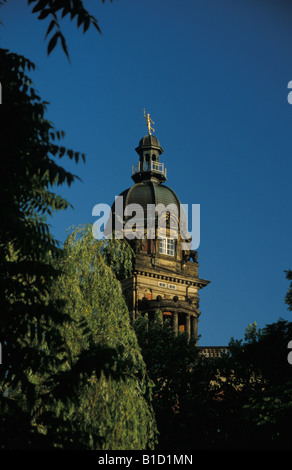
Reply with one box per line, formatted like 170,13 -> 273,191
1,0 -> 109,59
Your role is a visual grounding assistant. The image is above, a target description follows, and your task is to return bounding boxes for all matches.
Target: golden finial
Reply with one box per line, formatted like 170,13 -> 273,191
144,108 -> 155,135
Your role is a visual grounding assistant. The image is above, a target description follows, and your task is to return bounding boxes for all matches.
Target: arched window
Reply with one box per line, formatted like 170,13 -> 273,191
145,154 -> 150,171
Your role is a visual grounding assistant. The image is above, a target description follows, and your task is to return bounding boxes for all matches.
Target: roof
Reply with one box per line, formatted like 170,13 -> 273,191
104,180 -> 183,238
135,134 -> 164,155
122,180 -> 181,216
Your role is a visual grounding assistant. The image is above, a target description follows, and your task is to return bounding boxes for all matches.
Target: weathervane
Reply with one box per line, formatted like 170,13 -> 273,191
144,108 -> 155,135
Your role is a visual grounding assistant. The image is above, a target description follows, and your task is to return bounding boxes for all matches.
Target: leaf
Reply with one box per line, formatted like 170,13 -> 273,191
67,149 -> 73,159
59,147 -> 66,158
92,17 -> 102,34
32,0 -> 49,13
83,16 -> 90,33
37,8 -> 51,20
61,5 -> 70,18
52,0 -> 65,13
45,19 -> 56,39
47,31 -> 61,55
60,34 -> 70,61
77,12 -> 84,28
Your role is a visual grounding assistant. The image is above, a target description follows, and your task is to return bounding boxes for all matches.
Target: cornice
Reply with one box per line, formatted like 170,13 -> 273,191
134,268 -> 210,289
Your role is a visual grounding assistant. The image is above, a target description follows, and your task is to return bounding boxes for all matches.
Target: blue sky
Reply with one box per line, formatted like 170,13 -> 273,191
1,0 -> 292,346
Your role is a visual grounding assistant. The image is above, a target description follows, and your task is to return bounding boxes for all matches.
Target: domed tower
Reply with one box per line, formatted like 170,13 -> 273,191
108,113 -> 210,345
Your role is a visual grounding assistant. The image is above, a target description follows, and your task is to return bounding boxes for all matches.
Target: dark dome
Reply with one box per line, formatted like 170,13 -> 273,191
105,180 -> 189,240
136,134 -> 164,155
106,180 -> 183,234
105,180 -> 180,237
138,135 -> 161,148
123,180 -> 180,215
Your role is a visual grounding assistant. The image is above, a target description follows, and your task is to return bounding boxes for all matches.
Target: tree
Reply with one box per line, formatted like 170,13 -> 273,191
134,309 -> 292,449
134,313 -> 207,449
46,224 -> 157,449
1,0 -> 107,60
209,319 -> 292,449
0,0 -> 121,449
1,0 -> 149,450
0,47 -> 88,448
285,269 -> 292,311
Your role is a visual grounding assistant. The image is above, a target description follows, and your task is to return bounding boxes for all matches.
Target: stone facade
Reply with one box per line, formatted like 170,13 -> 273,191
121,242 -> 209,345
113,131 -> 210,346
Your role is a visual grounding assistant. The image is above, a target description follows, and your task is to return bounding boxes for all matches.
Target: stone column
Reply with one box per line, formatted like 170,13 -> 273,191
192,317 -> 198,345
186,314 -> 191,340
173,312 -> 178,336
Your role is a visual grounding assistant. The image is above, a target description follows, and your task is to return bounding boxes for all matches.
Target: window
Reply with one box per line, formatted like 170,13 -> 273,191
159,238 -> 175,256
158,281 -> 167,288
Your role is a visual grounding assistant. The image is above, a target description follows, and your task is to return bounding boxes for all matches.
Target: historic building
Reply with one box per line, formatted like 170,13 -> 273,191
107,112 -> 212,346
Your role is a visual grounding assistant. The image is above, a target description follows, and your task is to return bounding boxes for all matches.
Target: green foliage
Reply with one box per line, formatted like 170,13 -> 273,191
102,235 -> 135,280
0,0 -> 155,450
134,313 -> 204,449
48,224 -> 157,449
135,308 -> 292,450
134,313 -> 199,392
244,321 -> 262,343
285,269 -> 292,311
0,47 -> 87,448
209,318 -> 292,449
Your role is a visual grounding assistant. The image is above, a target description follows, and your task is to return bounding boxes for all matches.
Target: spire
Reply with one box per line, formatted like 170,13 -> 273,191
131,110 -> 167,183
